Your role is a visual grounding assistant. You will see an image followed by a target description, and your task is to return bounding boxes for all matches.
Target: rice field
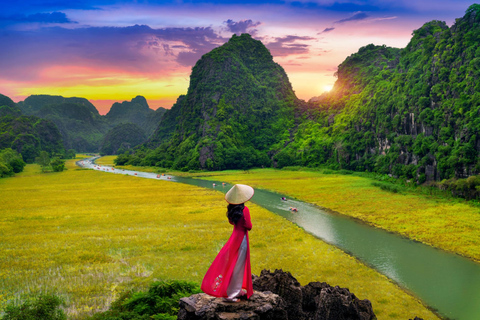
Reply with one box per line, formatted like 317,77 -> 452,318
0,157 -> 438,319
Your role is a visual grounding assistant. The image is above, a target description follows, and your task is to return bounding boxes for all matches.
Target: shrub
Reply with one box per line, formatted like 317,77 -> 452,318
1,294 -> 66,320
0,148 -> 26,177
281,166 -> 302,171
322,169 -> 335,174
50,158 -> 65,172
371,181 -> 401,193
87,280 -> 201,320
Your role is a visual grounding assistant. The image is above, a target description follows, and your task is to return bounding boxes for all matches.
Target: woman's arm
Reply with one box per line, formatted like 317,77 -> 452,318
243,206 -> 252,231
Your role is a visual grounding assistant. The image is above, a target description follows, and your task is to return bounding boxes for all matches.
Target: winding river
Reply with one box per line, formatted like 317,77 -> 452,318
78,158 -> 480,320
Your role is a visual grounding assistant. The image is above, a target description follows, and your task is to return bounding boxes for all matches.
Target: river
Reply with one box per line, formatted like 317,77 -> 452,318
78,158 -> 480,320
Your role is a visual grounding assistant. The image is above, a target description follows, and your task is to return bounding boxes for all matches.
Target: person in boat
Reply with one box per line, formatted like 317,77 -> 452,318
201,184 -> 254,302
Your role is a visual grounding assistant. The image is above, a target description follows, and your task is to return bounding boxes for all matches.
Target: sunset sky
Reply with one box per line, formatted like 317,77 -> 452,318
0,0 -> 475,114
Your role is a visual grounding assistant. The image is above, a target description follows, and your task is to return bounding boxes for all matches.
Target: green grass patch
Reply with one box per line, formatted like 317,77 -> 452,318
371,181 -> 402,194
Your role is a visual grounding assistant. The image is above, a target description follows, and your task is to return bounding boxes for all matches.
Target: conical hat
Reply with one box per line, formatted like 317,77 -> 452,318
225,184 -> 254,204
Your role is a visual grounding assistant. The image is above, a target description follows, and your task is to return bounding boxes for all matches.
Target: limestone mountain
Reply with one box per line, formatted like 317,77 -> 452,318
278,4 -> 480,183
18,95 -> 99,116
100,123 -> 146,156
127,33 -> 300,170
18,96 -> 108,152
0,94 -> 21,117
106,96 -> 166,137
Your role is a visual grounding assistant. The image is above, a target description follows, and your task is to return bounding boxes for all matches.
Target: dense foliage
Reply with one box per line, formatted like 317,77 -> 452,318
34,150 -> 65,173
50,157 -> 65,172
121,33 -> 299,170
87,280 -> 201,320
0,294 -> 66,320
0,95 -> 69,175
0,114 -> 65,164
100,123 -> 147,155
0,148 -> 26,177
0,94 -> 21,117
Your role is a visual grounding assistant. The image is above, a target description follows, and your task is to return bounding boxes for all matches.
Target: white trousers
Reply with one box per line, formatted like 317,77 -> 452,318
226,235 -> 247,299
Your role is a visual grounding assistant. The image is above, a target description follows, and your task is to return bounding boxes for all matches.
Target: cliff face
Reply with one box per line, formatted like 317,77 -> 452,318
143,33 -> 300,170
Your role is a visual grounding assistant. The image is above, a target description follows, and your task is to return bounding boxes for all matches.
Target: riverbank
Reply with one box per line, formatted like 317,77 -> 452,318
0,157 -> 437,319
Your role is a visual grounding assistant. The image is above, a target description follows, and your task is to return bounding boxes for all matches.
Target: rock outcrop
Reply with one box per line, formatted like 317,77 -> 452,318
177,269 -> 376,320
178,291 -> 288,320
253,269 -> 376,320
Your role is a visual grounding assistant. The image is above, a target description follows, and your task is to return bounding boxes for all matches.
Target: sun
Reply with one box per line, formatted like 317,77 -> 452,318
323,84 -> 333,92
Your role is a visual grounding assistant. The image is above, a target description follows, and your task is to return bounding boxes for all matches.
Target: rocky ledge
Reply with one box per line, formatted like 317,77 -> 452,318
178,269 -> 378,320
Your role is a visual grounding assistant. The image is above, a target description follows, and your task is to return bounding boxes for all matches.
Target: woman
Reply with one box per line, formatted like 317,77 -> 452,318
201,184 -> 254,302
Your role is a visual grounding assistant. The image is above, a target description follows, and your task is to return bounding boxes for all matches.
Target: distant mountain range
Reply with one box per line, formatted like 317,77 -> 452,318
15,95 -> 165,153
2,4 -> 480,183
0,93 -> 166,162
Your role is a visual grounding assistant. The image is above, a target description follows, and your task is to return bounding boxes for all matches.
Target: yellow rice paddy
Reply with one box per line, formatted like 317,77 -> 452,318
0,157 -> 439,319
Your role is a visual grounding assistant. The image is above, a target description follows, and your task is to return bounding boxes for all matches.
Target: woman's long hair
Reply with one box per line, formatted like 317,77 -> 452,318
227,203 -> 245,224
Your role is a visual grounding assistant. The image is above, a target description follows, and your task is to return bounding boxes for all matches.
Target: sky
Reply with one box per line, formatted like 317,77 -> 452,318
0,0 -> 476,114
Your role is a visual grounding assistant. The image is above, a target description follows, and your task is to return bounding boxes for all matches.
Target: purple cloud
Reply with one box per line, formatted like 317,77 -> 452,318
334,12 -> 369,24
265,35 -> 315,57
224,19 -> 261,35
0,24 -> 227,81
152,26 -> 227,66
318,27 -> 335,34
3,11 -> 76,24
